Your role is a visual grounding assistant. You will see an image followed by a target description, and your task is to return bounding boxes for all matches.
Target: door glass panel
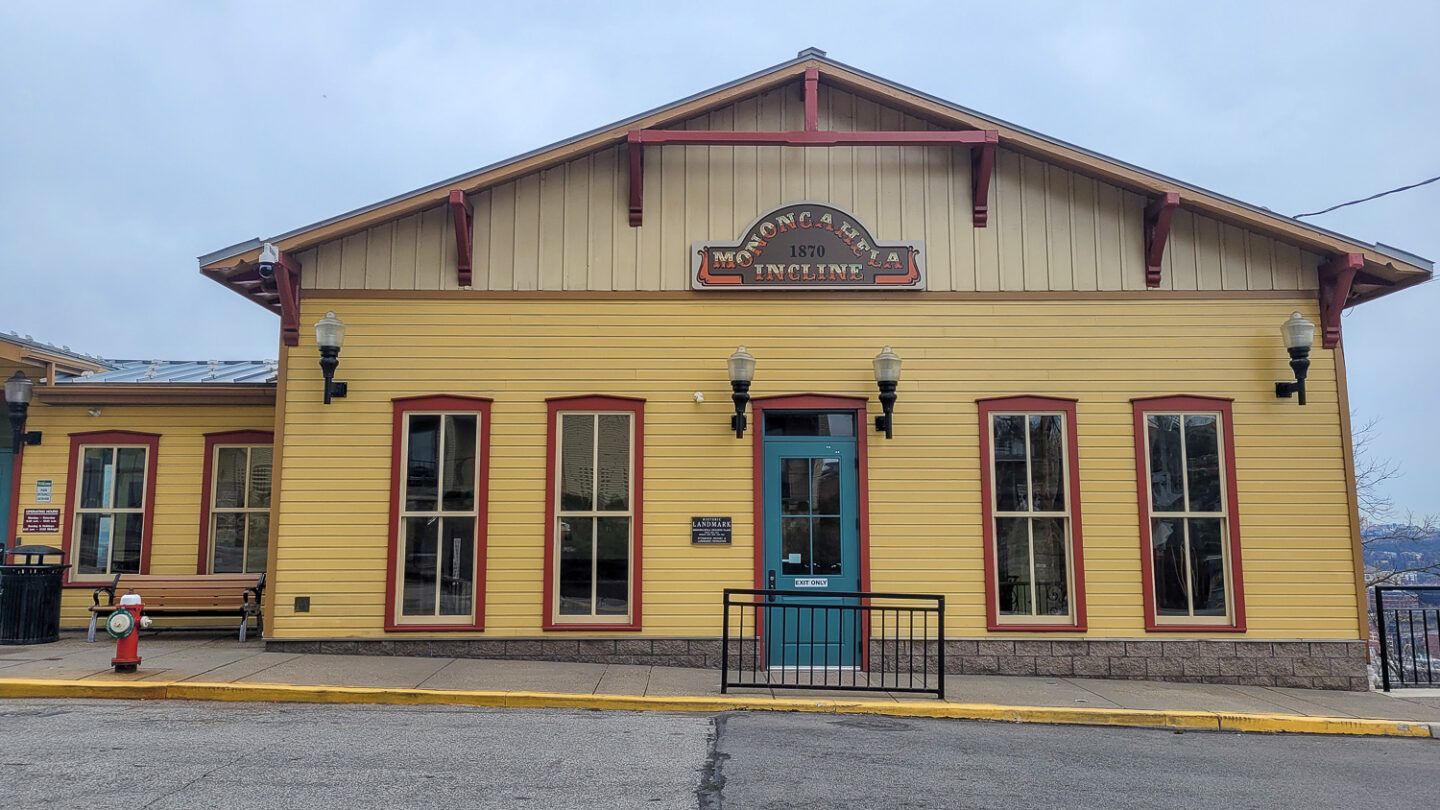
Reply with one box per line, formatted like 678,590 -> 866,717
995,516 -> 1030,614
781,517 -> 810,574
215,448 -> 248,509
1151,517 -> 1189,615
1189,518 -> 1226,616
812,458 -> 840,515
558,516 -> 594,615
559,415 -> 595,511
595,516 -> 630,615
992,416 -> 1028,512
1030,415 -> 1065,512
402,517 -> 438,615
405,415 -> 440,512
780,458 -> 811,515
812,517 -> 842,575
1147,415 -> 1184,512
596,415 -> 630,511
1031,517 -> 1069,615
1183,415 -> 1221,513
442,415 -> 477,512
763,412 -> 855,436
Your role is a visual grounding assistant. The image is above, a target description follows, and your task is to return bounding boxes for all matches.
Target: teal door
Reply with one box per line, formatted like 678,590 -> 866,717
0,448 -> 12,547
762,412 -> 861,668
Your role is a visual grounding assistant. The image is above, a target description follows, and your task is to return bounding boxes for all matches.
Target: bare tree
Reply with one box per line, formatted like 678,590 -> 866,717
1354,414 -> 1440,587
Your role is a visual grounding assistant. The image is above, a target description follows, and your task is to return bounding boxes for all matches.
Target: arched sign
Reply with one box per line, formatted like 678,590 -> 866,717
692,202 -> 925,290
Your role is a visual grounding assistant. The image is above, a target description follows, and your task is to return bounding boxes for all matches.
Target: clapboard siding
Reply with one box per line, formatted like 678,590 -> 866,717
266,294 -> 1357,640
294,87 -> 1324,295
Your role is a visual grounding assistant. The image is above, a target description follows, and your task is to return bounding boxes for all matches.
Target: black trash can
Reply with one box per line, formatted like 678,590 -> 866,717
0,544 -> 70,645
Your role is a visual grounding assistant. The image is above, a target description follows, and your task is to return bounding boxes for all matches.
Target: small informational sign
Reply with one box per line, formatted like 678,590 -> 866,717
690,516 -> 732,545
693,202 -> 924,290
22,508 -> 60,533
794,578 -> 829,588
34,479 -> 52,504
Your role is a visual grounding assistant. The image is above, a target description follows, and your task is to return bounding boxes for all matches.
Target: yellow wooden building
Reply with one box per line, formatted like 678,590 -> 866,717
8,51 -> 1431,689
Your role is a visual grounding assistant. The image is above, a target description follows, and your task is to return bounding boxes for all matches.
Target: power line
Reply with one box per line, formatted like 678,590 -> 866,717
1294,175 -> 1440,219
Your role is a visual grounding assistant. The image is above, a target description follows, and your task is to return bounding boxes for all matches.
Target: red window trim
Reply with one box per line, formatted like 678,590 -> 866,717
976,396 -> 1088,632
383,395 -> 493,632
60,430 -> 161,588
195,430 -> 275,575
1131,395 -> 1247,632
542,394 -> 645,631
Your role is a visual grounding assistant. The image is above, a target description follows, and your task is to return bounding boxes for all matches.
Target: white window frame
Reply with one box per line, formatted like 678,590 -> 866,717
552,410 -> 635,624
987,410 -> 1076,625
394,410 -> 483,626
1142,410 -> 1235,625
207,444 -> 272,574
73,444 -> 149,578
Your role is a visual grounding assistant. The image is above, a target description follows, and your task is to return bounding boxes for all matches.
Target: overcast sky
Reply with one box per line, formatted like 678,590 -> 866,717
1,1 -> 1436,514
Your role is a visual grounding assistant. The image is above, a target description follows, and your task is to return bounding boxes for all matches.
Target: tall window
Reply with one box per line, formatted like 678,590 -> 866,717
208,444 -> 272,573
978,397 -> 1087,631
387,396 -> 491,630
545,396 -> 644,629
1133,396 -> 1245,630
65,431 -> 159,581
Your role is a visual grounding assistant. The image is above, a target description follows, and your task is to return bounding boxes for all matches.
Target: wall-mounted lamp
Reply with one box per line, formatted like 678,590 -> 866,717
727,345 -> 755,438
4,371 -> 42,447
315,311 -> 349,405
1274,311 -> 1314,406
872,346 -> 902,439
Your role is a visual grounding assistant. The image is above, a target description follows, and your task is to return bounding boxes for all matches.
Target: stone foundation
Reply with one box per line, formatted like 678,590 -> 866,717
266,637 -> 1369,691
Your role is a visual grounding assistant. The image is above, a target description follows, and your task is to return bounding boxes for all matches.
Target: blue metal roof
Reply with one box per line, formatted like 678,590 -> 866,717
61,359 -> 278,385
2,331 -> 111,368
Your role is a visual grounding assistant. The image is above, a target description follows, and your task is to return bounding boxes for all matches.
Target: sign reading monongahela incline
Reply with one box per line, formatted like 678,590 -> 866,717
692,202 -> 925,290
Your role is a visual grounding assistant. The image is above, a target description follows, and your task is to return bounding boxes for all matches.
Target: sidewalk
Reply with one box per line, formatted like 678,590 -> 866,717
3,632 -> 1437,737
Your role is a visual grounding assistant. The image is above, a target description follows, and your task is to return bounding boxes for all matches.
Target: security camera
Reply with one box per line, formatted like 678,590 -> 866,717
257,242 -> 280,279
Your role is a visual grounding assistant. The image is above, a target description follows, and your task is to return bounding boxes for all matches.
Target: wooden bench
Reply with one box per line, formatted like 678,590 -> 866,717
88,573 -> 264,643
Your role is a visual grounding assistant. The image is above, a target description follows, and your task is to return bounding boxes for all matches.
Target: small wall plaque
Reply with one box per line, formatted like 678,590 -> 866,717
22,508 -> 60,533
691,516 -> 732,545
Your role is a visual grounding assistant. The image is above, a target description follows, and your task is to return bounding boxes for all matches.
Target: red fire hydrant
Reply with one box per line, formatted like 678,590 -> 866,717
106,593 -> 151,673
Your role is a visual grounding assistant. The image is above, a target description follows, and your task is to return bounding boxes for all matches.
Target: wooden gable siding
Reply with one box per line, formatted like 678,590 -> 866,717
295,86 -> 1323,294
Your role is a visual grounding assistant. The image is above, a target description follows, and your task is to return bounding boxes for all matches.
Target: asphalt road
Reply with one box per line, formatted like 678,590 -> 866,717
0,700 -> 1433,809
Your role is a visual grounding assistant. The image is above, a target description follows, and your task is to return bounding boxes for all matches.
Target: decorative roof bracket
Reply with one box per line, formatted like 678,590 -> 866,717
1318,252 -> 1364,349
257,243 -> 303,348
1144,192 -> 1180,288
449,190 -> 474,287
625,70 -> 1000,227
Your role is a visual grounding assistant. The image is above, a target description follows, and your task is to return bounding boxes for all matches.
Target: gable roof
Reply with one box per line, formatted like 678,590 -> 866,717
1,331 -> 112,377
200,49 -> 1431,309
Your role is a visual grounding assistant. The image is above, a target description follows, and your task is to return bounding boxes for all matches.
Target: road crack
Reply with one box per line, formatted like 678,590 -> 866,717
696,712 -> 732,809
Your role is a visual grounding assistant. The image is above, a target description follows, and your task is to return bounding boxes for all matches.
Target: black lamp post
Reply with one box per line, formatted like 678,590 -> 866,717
1274,311 -> 1315,406
5,371 -> 42,448
727,345 -> 755,438
315,311 -> 348,405
872,346 -> 901,439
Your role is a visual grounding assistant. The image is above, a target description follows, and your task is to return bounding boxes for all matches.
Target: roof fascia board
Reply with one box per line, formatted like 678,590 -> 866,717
36,383 -> 276,407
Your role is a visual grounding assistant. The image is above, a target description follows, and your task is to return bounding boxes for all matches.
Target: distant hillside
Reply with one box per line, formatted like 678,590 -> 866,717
1362,524 -> 1440,583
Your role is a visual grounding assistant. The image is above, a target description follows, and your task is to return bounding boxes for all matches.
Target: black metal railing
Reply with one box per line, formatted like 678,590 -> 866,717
1375,585 -> 1440,691
721,589 -> 945,698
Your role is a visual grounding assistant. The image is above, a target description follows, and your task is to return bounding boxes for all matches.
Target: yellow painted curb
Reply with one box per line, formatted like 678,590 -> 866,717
0,678 -> 1432,738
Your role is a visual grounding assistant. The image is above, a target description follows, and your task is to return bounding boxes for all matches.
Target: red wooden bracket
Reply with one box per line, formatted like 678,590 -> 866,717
971,135 -> 998,227
449,189 -> 474,287
268,246 -> 302,348
1144,193 -> 1181,287
803,68 -> 819,133
628,132 -> 644,227
1318,252 -> 1363,349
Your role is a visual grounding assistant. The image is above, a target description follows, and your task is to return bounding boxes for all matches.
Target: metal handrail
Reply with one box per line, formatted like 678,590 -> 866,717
1374,585 -> 1440,691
